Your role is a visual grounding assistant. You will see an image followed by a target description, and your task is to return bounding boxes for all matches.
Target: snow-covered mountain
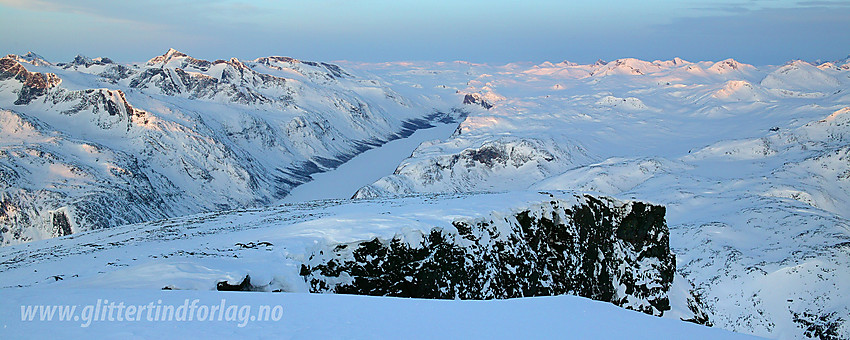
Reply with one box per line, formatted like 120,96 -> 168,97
0,50 -> 457,245
2,50 -> 849,339
343,58 -> 850,338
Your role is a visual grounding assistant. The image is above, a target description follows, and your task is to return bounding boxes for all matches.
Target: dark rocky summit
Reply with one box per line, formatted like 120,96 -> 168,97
462,93 -> 493,109
0,57 -> 61,105
301,194 -> 708,323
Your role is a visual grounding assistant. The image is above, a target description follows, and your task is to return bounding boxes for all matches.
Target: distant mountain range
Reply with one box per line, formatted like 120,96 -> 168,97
0,49 -> 458,244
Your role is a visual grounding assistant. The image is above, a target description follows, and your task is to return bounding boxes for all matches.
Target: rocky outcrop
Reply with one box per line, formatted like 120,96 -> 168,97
301,194 -> 699,320
353,137 -> 590,198
0,57 -> 61,105
58,55 -> 114,68
53,88 -> 147,129
462,93 -> 493,109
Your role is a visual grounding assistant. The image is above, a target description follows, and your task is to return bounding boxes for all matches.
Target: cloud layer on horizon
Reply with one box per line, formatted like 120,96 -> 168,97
0,0 -> 847,65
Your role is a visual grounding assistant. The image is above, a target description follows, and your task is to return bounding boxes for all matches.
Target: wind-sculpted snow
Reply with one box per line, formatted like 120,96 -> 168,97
0,50 -> 451,245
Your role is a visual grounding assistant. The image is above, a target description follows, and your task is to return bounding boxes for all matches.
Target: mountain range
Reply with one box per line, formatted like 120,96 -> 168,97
2,50 -> 849,338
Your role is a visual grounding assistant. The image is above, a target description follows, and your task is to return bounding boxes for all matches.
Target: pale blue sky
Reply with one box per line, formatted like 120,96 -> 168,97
0,0 -> 847,64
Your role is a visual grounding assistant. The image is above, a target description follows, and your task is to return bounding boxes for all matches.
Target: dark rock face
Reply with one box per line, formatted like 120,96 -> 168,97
0,57 -> 61,105
462,93 -> 493,109
301,195 -> 680,318
792,310 -> 845,340
216,275 -> 256,291
461,140 -> 554,168
51,211 -> 72,237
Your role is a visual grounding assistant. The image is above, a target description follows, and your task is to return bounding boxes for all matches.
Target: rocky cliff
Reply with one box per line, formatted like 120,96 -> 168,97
301,194 -> 709,322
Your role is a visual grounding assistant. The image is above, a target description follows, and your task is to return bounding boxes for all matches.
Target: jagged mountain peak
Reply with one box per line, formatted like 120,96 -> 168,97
534,61 -> 556,68
838,55 -> 850,69
21,51 -> 46,60
162,47 -> 188,59
225,57 -> 249,69
72,54 -> 91,64
4,52 -> 52,66
20,51 -> 51,65
207,57 -> 250,71
0,48 -> 435,247
0,57 -> 62,104
672,56 -> 689,65
815,61 -> 838,70
146,48 -> 204,68
612,57 -> 659,68
62,54 -> 114,68
773,59 -> 831,74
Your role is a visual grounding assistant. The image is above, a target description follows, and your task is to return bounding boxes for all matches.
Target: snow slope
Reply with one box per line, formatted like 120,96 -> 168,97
0,289 -> 753,339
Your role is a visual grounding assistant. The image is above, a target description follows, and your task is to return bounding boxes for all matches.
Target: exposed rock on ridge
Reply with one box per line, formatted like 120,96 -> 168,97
301,194 -> 709,323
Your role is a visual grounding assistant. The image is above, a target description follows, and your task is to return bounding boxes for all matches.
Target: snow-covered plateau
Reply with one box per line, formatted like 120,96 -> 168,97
2,51 -> 850,338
